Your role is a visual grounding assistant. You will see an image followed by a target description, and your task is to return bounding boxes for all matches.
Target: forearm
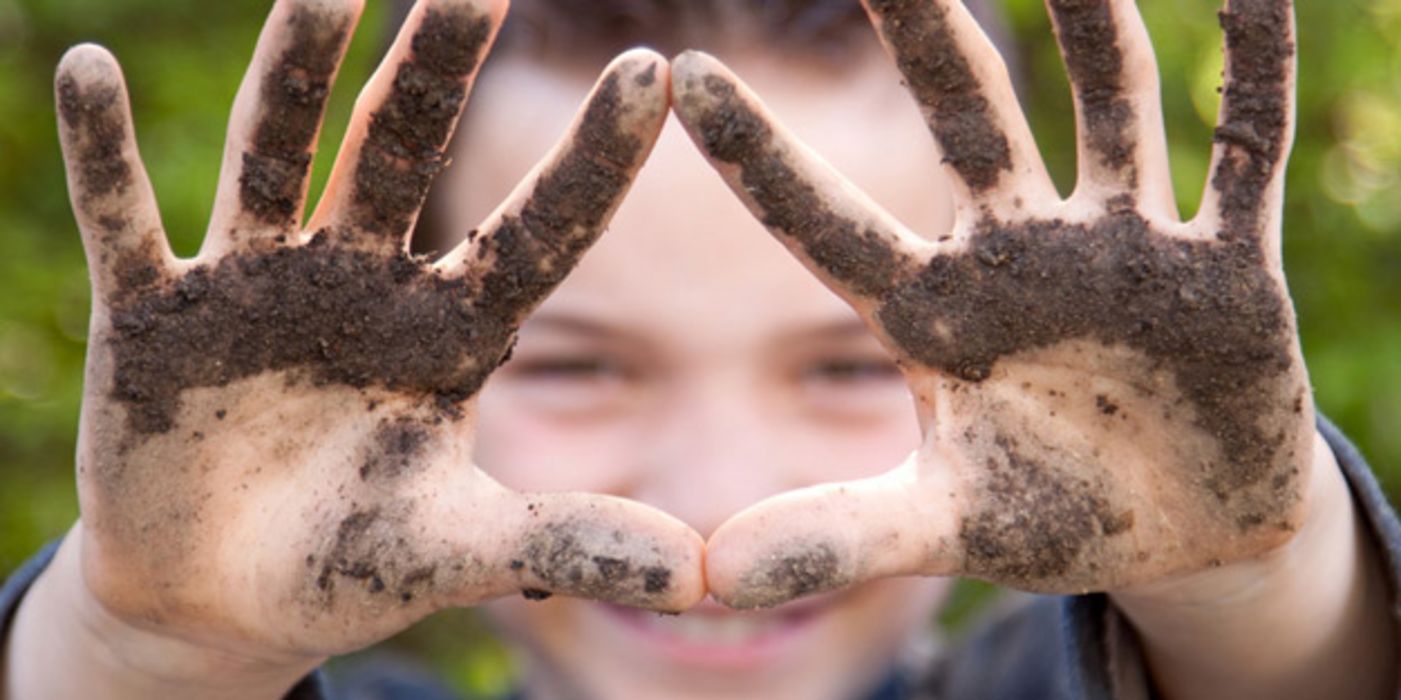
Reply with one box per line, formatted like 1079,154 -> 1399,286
1111,430 -> 1397,700
2,529 -> 320,700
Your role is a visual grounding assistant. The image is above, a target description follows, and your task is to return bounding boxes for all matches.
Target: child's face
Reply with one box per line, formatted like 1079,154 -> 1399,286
445,51 -> 956,700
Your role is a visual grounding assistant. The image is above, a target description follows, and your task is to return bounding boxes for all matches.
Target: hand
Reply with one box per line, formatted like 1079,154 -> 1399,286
54,0 -> 701,666
672,0 -> 1312,607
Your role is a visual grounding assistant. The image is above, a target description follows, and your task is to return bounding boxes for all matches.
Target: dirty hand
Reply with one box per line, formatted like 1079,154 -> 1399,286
51,0 -> 702,670
674,0 -> 1313,607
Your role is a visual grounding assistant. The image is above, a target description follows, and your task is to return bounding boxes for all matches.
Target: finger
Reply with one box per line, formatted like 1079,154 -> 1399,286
55,44 -> 174,304
670,50 -> 932,305
399,470 -> 706,612
307,0 -> 505,252
705,458 -> 959,609
437,49 -> 670,323
1197,0 -> 1295,250
861,0 -> 1057,209
490,490 -> 707,612
1045,0 -> 1176,217
202,0 -> 363,256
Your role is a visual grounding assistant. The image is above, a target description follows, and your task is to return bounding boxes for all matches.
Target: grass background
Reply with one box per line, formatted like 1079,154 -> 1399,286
2,0 -> 1398,695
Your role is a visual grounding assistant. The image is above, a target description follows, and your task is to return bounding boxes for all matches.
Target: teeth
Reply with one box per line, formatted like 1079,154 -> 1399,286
642,613 -> 779,646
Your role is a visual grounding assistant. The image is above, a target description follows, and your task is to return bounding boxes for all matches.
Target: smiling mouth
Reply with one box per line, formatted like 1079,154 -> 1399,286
594,594 -> 840,668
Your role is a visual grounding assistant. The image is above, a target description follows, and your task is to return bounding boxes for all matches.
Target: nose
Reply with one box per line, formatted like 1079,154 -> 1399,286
630,371 -> 795,538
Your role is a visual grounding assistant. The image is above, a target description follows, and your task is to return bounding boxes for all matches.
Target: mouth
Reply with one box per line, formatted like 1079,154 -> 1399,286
592,594 -> 837,670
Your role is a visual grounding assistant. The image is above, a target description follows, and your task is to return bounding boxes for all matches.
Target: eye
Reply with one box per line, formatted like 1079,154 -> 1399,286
800,357 -> 902,384
497,351 -> 643,419
792,352 -> 907,423
511,356 -> 629,382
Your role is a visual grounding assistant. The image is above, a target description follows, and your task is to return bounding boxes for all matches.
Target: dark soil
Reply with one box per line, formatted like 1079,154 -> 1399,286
56,75 -> 131,200
239,6 -> 352,226
349,6 -> 492,239
474,72 -> 642,320
864,0 -> 1013,192
107,232 -> 515,434
634,62 -> 658,88
1047,0 -> 1135,180
1212,1 -> 1293,238
687,74 -> 919,300
358,416 -> 432,481
960,432 -> 1133,582
733,541 -> 847,609
519,521 -> 673,605
313,507 -> 438,605
878,211 -> 1294,497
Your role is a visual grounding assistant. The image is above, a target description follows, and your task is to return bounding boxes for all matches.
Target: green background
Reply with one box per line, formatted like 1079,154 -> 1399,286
2,0 -> 1398,695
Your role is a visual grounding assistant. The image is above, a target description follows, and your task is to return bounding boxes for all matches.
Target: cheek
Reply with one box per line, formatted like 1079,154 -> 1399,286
473,379 -> 645,493
777,396 -> 922,484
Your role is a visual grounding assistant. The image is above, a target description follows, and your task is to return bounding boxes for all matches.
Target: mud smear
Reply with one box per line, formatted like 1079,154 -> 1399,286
520,522 -> 673,605
239,7 -> 351,226
685,75 -> 919,299
731,541 -> 849,609
961,433 -> 1133,583
313,507 -> 438,605
879,212 -> 1294,496
635,62 -> 658,88
57,73 -> 168,300
57,75 -> 132,199
865,0 -> 1013,192
350,7 -> 492,238
359,416 -> 431,481
107,232 -> 514,434
1047,0 -> 1135,180
1212,1 -> 1292,238
475,72 -> 642,320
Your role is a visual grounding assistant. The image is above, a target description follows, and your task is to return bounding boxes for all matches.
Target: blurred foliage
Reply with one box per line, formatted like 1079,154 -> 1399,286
1,0 -> 1398,696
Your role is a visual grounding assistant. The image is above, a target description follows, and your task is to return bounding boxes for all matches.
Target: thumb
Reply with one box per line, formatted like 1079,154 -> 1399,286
705,456 -> 960,609
466,485 -> 707,613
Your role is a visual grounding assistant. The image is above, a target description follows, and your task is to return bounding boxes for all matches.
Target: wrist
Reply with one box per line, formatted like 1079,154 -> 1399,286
5,526 -> 323,700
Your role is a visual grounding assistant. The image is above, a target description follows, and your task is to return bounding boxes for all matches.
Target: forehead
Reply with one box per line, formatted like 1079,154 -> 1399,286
437,52 -> 952,334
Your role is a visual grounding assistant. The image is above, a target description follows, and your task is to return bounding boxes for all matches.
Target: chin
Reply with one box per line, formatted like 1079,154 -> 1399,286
488,577 -> 949,700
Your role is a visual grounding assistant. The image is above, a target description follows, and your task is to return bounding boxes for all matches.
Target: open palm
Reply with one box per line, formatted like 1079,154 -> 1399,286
59,0 -> 702,659
673,0 -> 1312,605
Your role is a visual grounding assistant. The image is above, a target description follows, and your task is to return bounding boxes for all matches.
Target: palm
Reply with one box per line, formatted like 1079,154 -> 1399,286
59,0 -> 700,657
675,0 -> 1312,605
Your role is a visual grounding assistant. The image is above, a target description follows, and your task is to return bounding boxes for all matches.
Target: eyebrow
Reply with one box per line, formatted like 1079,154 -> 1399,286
519,312 -> 636,341
521,312 -> 880,347
791,318 -> 877,338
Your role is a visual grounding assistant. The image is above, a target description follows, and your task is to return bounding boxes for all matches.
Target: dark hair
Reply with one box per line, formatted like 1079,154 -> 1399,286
390,1 -> 1011,71
391,0 -> 880,66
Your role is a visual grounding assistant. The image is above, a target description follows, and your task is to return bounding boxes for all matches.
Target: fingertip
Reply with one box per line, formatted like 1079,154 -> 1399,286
668,49 -> 726,101
705,466 -> 956,609
56,44 -> 126,121
600,48 -> 670,138
707,529 -> 857,610
57,43 -> 120,83
500,493 -> 707,612
608,47 -> 669,99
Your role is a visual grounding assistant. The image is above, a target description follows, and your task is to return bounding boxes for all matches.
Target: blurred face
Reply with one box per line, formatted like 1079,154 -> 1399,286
444,49 -> 956,700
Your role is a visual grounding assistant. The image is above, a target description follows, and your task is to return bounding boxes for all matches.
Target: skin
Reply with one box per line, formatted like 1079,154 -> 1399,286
6,0 -> 707,697
448,51 -> 955,700
1,1 -> 1397,699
